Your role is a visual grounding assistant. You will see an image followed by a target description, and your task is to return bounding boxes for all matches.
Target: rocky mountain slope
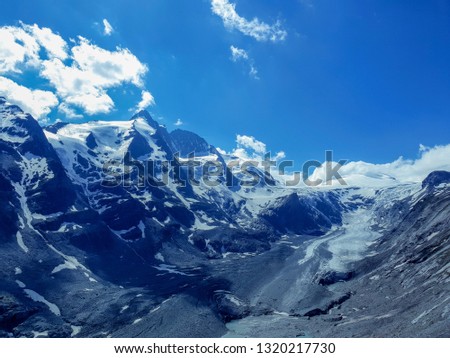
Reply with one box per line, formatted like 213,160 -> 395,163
0,96 -> 448,337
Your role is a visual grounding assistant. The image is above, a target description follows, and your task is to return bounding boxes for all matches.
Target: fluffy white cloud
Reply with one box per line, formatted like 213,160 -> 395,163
41,57 -> 112,114
41,37 -> 148,114
65,91 -> 114,115
273,151 -> 286,161
0,23 -> 151,118
73,37 -> 147,87
0,76 -> 58,119
0,26 -> 40,73
221,134 -> 286,162
174,118 -> 183,126
136,90 -> 155,110
22,23 -> 68,60
211,0 -> 287,42
102,19 -> 114,36
230,46 -> 259,79
309,144 -> 450,187
236,134 -> 266,154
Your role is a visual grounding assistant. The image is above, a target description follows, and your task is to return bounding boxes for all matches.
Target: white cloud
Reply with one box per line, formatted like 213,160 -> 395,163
230,45 -> 248,61
22,23 -> 68,60
136,90 -> 155,110
65,91 -> 114,115
274,151 -> 286,161
174,118 -> 183,126
0,76 -> 58,119
41,57 -> 113,114
230,46 -> 259,79
211,0 -> 287,42
58,102 -> 82,119
0,23 -> 151,118
41,37 -> 148,114
0,26 -> 40,73
221,134 -> 286,162
73,37 -> 147,87
236,134 -> 267,154
309,144 -> 450,187
102,19 -> 114,36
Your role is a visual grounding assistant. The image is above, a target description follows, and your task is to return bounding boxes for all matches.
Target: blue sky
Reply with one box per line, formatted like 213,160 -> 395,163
0,0 -> 450,165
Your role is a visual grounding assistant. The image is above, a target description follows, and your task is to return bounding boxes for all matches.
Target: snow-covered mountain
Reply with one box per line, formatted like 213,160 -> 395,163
1,96 -> 449,338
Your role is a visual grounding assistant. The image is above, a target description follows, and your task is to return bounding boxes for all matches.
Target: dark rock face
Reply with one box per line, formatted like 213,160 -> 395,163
0,104 -> 77,216
302,292 -> 352,317
214,293 -> 251,322
165,206 -> 195,227
170,129 -> 211,157
85,133 -> 98,149
317,271 -> 355,286
127,131 -> 153,159
260,192 -> 342,235
132,110 -> 175,159
422,170 -> 450,189
44,121 -> 68,134
0,294 -> 38,331
0,172 -> 18,240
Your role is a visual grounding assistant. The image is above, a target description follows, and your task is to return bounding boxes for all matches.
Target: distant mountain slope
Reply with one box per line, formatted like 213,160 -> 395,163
170,128 -> 212,157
